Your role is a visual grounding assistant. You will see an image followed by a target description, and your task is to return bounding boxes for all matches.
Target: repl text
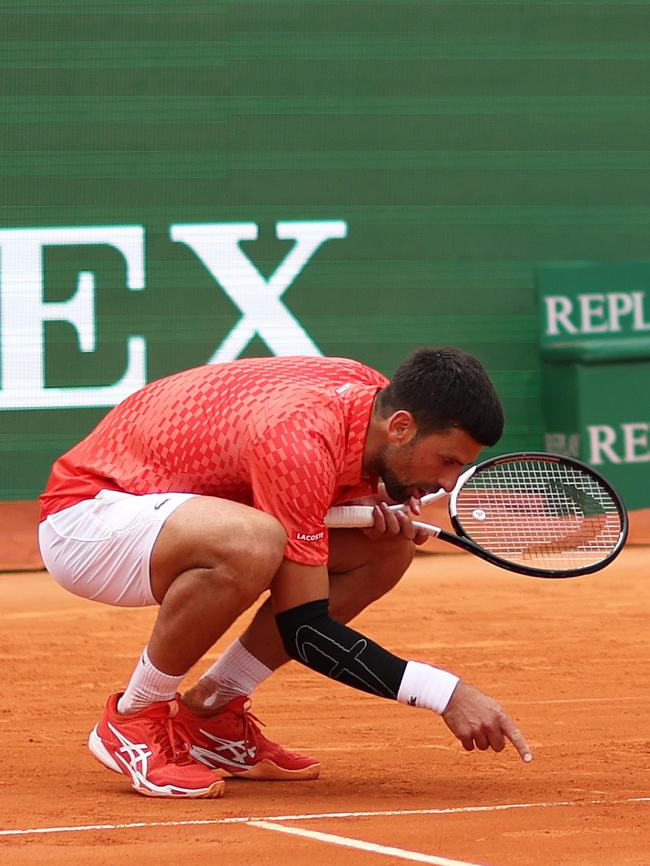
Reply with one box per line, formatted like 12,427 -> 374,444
544,291 -> 650,335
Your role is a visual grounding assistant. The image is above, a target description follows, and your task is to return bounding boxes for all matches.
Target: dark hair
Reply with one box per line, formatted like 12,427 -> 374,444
376,347 -> 504,446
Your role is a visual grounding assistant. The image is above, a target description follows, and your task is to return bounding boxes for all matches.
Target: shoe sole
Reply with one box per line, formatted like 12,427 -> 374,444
218,758 -> 320,781
88,725 -> 226,799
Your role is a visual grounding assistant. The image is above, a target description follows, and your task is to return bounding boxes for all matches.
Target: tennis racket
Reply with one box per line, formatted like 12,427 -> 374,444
325,452 -> 628,578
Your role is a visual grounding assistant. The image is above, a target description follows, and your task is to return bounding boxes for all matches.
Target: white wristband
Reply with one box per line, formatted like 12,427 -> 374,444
397,660 -> 460,714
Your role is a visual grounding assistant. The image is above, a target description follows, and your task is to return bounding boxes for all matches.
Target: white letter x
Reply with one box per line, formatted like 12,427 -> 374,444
170,220 -> 347,361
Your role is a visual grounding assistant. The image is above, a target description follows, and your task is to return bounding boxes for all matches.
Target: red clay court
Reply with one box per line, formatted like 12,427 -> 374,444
2,544 -> 648,866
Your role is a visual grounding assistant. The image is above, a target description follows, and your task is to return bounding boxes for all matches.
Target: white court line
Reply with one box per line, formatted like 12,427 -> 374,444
513,695 -> 650,705
249,820 -> 485,866
0,797 -> 647,839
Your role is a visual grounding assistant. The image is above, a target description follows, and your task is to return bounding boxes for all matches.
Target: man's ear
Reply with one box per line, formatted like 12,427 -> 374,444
386,410 -> 417,444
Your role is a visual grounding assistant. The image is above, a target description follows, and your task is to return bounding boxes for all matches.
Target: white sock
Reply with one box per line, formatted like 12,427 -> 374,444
195,639 -> 273,709
117,647 -> 186,714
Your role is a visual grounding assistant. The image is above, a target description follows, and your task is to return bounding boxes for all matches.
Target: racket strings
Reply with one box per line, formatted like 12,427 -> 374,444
455,459 -> 623,569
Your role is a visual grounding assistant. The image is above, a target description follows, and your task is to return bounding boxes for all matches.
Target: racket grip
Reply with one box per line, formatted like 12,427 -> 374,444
324,508 -> 442,537
325,492 -> 446,529
324,505 -> 375,528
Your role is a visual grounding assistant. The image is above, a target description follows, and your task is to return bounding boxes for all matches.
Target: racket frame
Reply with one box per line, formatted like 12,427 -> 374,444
445,451 -> 628,578
326,451 -> 629,579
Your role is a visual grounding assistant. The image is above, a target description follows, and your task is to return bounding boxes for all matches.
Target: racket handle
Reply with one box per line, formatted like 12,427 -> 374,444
324,507 -> 443,538
325,491 -> 446,528
324,500 -> 426,528
324,505 -> 374,528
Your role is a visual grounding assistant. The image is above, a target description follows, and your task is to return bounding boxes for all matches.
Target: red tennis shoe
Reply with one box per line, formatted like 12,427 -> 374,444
178,696 -> 320,781
88,693 -> 225,798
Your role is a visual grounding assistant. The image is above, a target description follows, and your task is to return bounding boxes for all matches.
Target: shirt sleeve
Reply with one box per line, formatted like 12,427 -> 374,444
246,414 -> 339,566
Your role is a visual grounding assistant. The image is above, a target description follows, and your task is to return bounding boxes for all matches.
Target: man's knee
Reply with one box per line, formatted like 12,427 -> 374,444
240,510 -> 287,580
364,535 -> 415,593
330,529 -> 414,580
202,508 -> 287,600
378,534 -> 415,571
327,532 -> 415,623
215,512 -> 287,611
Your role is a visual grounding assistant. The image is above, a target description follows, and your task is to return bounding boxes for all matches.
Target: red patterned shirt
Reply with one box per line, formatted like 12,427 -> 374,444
40,356 -> 387,565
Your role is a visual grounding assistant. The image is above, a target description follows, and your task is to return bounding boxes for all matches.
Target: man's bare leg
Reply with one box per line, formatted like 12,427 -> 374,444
88,496 -> 287,797
182,529 -> 415,711
124,496 -> 286,691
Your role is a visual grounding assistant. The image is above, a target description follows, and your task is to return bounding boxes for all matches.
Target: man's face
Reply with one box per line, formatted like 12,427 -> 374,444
377,426 -> 483,503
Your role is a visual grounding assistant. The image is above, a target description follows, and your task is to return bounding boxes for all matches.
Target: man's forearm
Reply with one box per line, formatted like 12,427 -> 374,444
275,598 -> 459,711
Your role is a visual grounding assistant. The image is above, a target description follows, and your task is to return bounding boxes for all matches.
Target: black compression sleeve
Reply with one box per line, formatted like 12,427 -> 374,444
275,599 -> 407,699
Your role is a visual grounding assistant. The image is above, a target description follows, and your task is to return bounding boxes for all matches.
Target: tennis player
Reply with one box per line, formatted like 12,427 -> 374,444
38,347 -> 533,799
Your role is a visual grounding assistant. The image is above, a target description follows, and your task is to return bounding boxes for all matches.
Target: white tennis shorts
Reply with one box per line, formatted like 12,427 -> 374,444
38,490 -> 197,607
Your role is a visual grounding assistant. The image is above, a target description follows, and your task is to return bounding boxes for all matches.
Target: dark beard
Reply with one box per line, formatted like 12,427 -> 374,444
377,461 -> 412,503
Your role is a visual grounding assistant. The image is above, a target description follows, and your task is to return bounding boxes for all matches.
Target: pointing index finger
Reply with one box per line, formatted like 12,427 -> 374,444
501,717 -> 534,763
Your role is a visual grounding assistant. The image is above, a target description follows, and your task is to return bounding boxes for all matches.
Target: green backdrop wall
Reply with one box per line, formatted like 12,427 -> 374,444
2,1 -> 650,500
